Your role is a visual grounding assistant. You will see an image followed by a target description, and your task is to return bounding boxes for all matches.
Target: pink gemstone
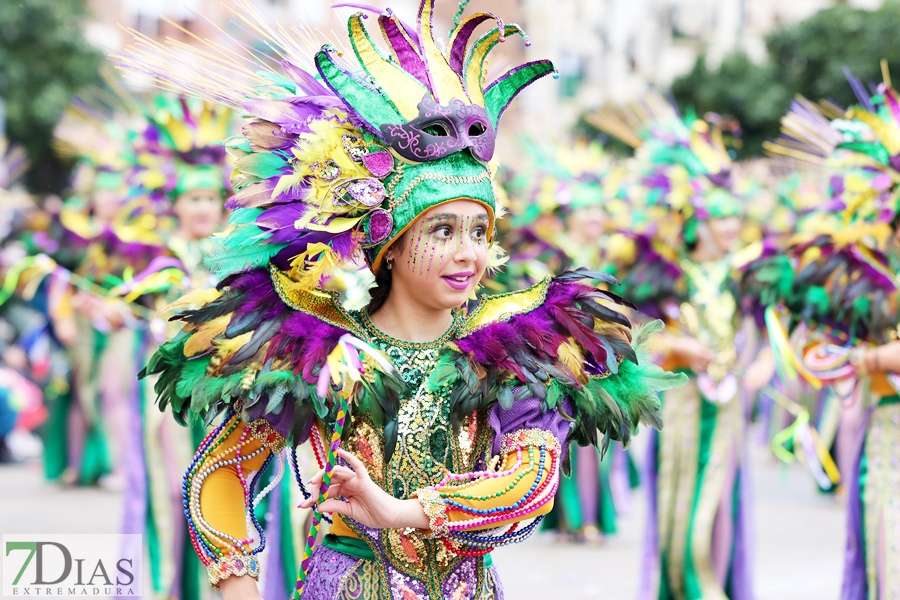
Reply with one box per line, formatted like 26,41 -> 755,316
366,209 -> 393,245
362,151 -> 394,178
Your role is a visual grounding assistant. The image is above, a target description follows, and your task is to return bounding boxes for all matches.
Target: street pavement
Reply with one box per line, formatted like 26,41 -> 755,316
1,429 -> 846,600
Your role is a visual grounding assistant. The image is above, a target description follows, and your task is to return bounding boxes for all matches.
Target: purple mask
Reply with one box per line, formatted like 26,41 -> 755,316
380,95 -> 496,163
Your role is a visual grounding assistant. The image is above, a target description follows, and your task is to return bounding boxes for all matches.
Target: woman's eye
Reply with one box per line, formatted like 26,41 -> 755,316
472,227 -> 486,240
434,225 -> 453,238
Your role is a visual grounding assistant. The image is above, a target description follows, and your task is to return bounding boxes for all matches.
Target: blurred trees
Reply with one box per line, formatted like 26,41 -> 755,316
0,0 -> 102,193
672,2 -> 900,158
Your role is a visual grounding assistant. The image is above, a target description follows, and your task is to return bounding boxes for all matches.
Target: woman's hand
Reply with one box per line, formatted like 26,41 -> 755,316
300,449 -> 429,530
743,347 -> 775,393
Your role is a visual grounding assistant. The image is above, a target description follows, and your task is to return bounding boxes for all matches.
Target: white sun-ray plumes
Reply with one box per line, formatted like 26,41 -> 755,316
0,139 -> 29,190
112,0 -> 355,110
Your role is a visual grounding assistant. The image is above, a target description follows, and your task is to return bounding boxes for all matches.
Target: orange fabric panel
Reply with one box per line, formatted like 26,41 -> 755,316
197,422 -> 271,554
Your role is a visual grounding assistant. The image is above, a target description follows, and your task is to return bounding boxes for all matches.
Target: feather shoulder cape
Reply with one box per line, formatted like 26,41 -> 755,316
142,267 -> 685,460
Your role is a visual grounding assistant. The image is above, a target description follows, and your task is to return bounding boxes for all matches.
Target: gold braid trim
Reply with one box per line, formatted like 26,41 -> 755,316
246,418 -> 287,452
207,555 -> 260,589
500,428 -> 561,455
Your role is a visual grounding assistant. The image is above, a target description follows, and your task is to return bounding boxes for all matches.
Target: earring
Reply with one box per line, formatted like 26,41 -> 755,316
386,258 -> 393,270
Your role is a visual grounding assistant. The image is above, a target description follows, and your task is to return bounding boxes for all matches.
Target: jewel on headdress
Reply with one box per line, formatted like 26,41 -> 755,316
342,134 -> 368,160
311,159 -> 341,180
366,209 -> 394,245
346,179 -> 386,208
342,134 -> 395,178
362,151 -> 394,178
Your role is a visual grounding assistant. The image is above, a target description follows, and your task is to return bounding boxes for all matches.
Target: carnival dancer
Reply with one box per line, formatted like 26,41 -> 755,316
762,70 -> 900,600
117,1 -> 686,598
113,95 -> 233,600
734,168 -> 845,494
503,139 -> 638,542
0,139 -> 43,463
592,94 -> 754,600
49,92 -> 168,487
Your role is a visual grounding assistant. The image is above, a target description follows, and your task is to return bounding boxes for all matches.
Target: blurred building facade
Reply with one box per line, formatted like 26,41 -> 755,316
521,0 -> 886,133
85,0 -> 885,145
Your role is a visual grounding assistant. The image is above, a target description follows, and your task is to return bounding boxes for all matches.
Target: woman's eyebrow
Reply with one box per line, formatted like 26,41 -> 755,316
424,213 -> 489,222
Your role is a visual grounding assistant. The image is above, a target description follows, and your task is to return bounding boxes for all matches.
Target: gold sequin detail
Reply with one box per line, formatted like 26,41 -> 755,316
269,265 -> 366,337
679,259 -> 738,383
246,418 -> 286,451
460,277 -> 552,335
390,169 -> 492,208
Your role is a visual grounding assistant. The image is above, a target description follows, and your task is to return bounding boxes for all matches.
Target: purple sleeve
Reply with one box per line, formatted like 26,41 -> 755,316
487,396 -> 574,457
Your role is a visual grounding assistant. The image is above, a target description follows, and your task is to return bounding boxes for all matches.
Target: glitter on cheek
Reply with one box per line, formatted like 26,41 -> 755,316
407,220 -> 423,273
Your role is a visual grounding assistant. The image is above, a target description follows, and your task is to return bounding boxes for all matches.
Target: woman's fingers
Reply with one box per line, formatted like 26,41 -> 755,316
308,468 -> 325,485
298,480 -> 344,509
317,498 -> 351,516
298,465 -> 359,509
337,449 -> 369,479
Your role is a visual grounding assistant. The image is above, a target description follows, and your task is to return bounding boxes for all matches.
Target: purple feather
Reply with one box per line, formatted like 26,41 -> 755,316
242,96 -> 344,130
281,60 -> 332,97
258,204 -> 308,243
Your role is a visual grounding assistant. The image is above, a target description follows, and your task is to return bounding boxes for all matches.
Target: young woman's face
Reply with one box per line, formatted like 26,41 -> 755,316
566,205 -> 607,241
92,189 -> 124,224
706,216 -> 742,254
173,188 -> 225,240
385,200 -> 490,311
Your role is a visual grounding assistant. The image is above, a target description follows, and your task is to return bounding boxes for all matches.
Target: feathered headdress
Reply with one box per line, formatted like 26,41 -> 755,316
115,0 -> 555,286
142,95 -> 235,200
1,138 -> 29,191
53,89 -> 138,199
0,139 -> 33,240
588,91 -> 743,245
757,66 -> 900,345
504,138 -> 628,226
764,81 -> 900,230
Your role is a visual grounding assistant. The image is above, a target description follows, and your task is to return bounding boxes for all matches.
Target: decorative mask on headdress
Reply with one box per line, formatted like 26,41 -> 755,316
116,0 -> 555,285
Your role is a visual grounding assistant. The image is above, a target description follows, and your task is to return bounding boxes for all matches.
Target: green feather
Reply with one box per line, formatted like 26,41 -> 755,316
204,210 -> 287,277
234,151 -> 290,179
175,355 -> 213,399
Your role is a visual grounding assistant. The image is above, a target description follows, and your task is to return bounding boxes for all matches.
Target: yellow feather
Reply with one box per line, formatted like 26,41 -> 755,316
184,314 -> 231,357
288,243 -> 340,291
212,331 -> 253,361
593,321 -> 632,342
159,288 -> 223,316
558,341 -> 588,384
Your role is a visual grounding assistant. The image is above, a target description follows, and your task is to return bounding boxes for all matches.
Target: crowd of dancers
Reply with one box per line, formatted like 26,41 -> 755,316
1,1 -> 899,599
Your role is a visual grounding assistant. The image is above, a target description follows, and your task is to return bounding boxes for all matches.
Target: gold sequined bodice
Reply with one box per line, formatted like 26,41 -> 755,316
337,310 -> 492,597
679,259 -> 738,381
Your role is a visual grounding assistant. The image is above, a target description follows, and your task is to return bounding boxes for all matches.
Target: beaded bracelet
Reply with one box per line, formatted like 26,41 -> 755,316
413,428 -> 561,544
207,554 -> 261,589
417,487 -> 450,537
